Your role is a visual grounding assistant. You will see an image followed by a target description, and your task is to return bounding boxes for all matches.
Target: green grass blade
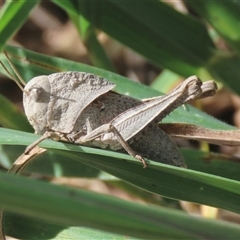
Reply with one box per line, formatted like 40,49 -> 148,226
0,145 -> 100,177
3,142 -> 240,183
1,128 -> 240,215
150,70 -> 181,93
66,2 -> 116,71
183,149 -> 240,182
52,0 -> 240,95
182,1 -> 240,94
3,143 -> 240,183
53,0 -> 213,76
0,0 -> 40,51
4,213 -> 136,240
1,171 -> 240,239
185,0 -> 240,53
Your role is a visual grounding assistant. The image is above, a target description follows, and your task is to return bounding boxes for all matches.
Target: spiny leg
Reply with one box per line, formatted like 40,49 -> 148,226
110,125 -> 147,168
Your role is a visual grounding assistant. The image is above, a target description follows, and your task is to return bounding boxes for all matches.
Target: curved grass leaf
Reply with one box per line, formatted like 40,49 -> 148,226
0,145 -> 100,178
2,141 -> 240,183
1,128 -> 240,215
1,171 -> 240,239
4,213 -> 135,240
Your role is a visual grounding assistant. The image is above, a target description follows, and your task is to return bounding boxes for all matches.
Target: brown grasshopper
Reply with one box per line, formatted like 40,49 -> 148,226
0,52 -> 217,170
0,52 -> 218,240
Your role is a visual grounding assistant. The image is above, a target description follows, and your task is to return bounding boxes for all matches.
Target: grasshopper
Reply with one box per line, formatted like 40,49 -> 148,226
0,52 -> 217,240
0,52 -> 217,169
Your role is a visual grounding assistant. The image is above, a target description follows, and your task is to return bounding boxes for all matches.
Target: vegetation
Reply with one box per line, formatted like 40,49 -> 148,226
1,1 -> 240,239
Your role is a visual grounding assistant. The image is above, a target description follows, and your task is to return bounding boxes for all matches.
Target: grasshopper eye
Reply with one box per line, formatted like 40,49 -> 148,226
27,87 -> 44,101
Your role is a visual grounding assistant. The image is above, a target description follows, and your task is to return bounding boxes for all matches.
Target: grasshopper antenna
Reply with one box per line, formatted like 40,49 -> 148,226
0,51 -> 25,92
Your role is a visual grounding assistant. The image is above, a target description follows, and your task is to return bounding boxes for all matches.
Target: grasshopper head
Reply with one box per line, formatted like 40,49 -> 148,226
23,76 -> 51,134
0,52 -> 51,134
